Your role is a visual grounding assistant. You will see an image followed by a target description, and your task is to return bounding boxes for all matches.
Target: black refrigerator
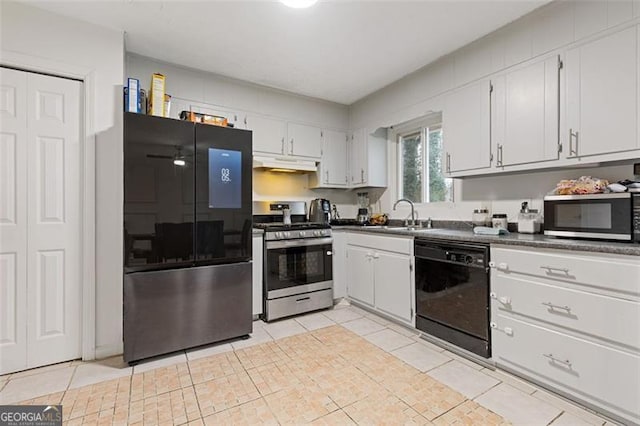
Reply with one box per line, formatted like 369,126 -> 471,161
123,112 -> 253,363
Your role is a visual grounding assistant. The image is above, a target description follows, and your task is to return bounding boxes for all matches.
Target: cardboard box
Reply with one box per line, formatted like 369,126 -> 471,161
125,78 -> 140,113
179,111 -> 228,126
149,73 -> 165,117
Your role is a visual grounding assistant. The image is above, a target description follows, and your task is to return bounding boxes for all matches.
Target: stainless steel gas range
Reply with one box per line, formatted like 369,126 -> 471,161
253,201 -> 334,322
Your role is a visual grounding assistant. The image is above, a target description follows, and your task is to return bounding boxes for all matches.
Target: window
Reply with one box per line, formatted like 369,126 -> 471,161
398,123 -> 453,203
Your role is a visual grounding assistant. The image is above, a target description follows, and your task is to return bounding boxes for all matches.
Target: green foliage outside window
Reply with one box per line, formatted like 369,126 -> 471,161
399,126 -> 452,203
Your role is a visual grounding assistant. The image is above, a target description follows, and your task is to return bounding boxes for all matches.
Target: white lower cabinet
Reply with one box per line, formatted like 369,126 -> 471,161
374,250 -> 413,323
346,245 -> 375,306
346,233 -> 414,325
491,246 -> 640,425
252,234 -> 263,317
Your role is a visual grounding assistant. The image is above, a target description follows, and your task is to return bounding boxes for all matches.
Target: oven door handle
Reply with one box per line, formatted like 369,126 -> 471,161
266,237 -> 333,249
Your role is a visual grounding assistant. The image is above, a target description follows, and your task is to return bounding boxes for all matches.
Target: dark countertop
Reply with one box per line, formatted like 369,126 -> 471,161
334,226 -> 640,256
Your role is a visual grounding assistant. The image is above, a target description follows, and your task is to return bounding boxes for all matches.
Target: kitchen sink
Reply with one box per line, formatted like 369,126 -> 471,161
363,225 -> 440,232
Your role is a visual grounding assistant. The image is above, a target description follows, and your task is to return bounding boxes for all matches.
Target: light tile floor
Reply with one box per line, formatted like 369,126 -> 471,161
0,304 -> 616,425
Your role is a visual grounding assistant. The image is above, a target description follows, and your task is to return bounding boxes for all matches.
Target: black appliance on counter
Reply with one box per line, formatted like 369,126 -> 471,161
544,192 -> 640,242
123,112 -> 253,363
414,238 -> 491,358
253,201 -> 333,321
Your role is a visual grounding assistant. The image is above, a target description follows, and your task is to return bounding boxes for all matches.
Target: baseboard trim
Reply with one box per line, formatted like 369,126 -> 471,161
94,343 -> 123,360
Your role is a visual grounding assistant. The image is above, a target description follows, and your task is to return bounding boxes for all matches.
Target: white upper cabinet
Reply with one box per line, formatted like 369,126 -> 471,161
287,122 -> 323,159
312,129 -> 348,188
566,26 -> 639,158
494,55 -> 561,167
443,79 -> 492,174
349,129 -> 366,185
349,127 -> 387,188
246,114 -> 287,156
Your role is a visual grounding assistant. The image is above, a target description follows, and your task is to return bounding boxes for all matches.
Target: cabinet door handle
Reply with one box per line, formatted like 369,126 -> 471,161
290,138 -> 294,154
490,322 -> 513,336
568,129 -> 579,157
489,292 -> 511,305
446,152 -> 451,173
540,265 -> 570,275
543,353 -> 572,368
542,302 -> 572,312
360,168 -> 364,183
497,144 -> 503,167
325,170 -> 329,183
281,137 -> 285,154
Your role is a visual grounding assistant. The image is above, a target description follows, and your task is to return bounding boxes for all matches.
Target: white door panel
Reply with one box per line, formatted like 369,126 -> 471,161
0,68 -> 82,374
26,73 -> 82,368
0,68 -> 28,374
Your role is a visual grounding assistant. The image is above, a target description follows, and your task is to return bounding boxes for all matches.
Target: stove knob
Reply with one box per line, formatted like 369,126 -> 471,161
314,230 -> 321,236
299,231 -> 306,237
284,231 -> 291,238
275,232 -> 282,239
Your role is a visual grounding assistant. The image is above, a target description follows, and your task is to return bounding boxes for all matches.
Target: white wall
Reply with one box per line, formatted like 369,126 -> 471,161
126,54 -> 357,217
351,0 -> 640,223
1,1 -> 125,358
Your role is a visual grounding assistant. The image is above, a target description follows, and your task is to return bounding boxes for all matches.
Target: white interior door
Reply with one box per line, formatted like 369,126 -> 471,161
0,67 -> 82,374
0,68 -> 28,374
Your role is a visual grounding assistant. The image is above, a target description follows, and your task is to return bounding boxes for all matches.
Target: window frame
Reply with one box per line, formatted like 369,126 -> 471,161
396,119 -> 452,204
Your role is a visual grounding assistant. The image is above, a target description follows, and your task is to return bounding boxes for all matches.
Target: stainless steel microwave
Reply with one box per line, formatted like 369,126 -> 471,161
543,193 -> 640,242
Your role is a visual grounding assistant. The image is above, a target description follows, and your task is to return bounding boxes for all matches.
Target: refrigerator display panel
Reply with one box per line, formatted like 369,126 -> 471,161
208,148 -> 242,209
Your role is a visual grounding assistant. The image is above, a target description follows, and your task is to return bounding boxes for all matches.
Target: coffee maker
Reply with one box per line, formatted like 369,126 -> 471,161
356,192 -> 370,225
309,198 -> 331,223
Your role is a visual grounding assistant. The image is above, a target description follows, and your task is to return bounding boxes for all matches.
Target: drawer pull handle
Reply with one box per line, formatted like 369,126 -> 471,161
296,297 -> 311,303
540,266 -> 569,274
542,302 -> 571,312
543,353 -> 572,368
490,322 -> 513,336
490,293 -> 512,305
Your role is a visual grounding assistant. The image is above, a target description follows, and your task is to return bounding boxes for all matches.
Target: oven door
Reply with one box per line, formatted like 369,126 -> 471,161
265,237 -> 333,298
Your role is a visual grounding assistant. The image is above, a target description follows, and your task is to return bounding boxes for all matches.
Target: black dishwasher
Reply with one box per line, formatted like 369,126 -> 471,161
414,238 -> 490,358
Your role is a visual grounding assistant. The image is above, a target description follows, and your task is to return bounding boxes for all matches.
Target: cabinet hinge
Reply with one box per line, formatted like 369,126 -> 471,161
489,82 -> 494,94
321,131 -> 323,138
558,143 -> 563,153
490,152 -> 494,163
410,308 -> 414,319
558,59 -> 564,70
409,263 -> 413,272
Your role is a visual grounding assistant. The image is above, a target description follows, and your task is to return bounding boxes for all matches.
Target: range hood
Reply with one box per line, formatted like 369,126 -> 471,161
253,156 -> 317,173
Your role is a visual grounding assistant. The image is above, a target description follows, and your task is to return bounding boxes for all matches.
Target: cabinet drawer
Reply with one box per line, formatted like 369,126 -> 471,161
347,233 -> 412,255
493,316 -> 640,424
492,247 -> 640,298
492,274 -> 640,350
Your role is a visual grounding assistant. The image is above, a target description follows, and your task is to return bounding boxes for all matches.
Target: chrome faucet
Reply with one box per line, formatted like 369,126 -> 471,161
393,198 -> 417,227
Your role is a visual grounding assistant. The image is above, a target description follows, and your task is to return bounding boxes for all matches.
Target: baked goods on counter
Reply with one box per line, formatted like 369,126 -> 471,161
553,176 -> 609,195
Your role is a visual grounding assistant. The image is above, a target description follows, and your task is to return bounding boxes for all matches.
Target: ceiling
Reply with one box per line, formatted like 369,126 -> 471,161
24,0 -> 549,105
